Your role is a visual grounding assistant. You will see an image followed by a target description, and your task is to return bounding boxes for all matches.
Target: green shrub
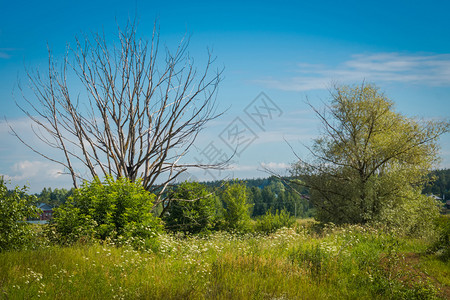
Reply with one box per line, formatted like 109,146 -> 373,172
375,192 -> 441,237
48,203 -> 97,245
220,181 -> 252,233
254,209 -> 296,234
0,177 -> 40,251
163,182 -> 218,234
49,176 -> 162,245
428,215 -> 450,261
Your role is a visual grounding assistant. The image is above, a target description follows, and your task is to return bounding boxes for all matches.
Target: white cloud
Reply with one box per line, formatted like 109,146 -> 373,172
229,164 -> 257,172
1,160 -> 64,181
257,52 -> 450,91
0,48 -> 17,59
0,52 -> 10,59
259,162 -> 290,170
0,117 -> 33,134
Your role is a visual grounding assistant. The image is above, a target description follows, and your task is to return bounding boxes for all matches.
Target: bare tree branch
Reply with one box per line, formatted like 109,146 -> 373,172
11,20 -> 227,207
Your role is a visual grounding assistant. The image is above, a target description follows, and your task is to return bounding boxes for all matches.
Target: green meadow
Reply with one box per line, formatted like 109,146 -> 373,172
1,220 -> 449,300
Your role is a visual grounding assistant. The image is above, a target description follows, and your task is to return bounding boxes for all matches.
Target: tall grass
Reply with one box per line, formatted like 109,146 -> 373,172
0,222 -> 447,299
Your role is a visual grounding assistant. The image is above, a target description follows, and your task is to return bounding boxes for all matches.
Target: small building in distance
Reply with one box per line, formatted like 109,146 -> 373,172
36,203 -> 53,221
27,203 -> 53,224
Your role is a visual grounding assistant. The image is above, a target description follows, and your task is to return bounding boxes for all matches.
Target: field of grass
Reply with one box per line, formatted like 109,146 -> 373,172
0,220 -> 448,299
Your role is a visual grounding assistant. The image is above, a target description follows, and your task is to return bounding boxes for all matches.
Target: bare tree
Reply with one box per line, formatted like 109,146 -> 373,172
11,21 -> 225,207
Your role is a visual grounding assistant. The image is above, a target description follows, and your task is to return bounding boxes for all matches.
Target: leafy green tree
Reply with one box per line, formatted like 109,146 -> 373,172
163,182 -> 218,234
221,181 -> 252,232
250,186 -> 266,217
51,176 -> 162,243
0,177 -> 40,251
261,186 -> 276,212
293,83 -> 448,234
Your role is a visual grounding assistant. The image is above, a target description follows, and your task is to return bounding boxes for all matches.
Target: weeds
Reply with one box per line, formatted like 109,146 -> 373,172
0,222 -> 447,299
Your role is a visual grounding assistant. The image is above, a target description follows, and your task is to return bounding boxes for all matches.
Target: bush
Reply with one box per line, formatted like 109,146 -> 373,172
254,209 -> 296,234
48,203 -> 97,245
163,182 -> 218,234
375,192 -> 441,237
220,181 -> 252,233
428,215 -> 450,261
0,177 -> 40,251
49,176 -> 162,245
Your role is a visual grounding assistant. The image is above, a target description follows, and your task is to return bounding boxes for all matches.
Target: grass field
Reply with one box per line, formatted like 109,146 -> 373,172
0,220 -> 448,299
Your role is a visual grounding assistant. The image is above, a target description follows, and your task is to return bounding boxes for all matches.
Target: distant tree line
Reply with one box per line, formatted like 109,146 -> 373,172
423,169 -> 450,201
35,176 -> 314,219
36,188 -> 74,208
35,169 -> 449,217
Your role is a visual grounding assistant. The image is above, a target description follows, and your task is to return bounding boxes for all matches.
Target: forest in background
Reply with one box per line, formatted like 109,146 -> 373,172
35,168 -> 450,218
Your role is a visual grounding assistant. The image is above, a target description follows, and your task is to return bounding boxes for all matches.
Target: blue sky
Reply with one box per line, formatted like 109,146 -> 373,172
1,0 -> 449,192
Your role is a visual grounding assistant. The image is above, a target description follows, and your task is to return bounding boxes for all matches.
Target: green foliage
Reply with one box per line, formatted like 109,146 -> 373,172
423,169 -> 450,200
220,181 -> 252,232
429,216 -> 450,261
207,176 -> 312,218
48,203 -> 97,245
49,176 -> 162,245
294,83 -> 448,233
163,182 -> 218,234
249,177 -> 311,218
254,209 -> 296,234
36,187 -> 73,207
0,177 -> 40,251
376,192 -> 441,237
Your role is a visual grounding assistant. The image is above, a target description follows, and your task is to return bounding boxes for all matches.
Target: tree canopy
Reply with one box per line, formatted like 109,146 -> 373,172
163,181 -> 218,234
0,177 -> 40,251
293,83 -> 448,233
